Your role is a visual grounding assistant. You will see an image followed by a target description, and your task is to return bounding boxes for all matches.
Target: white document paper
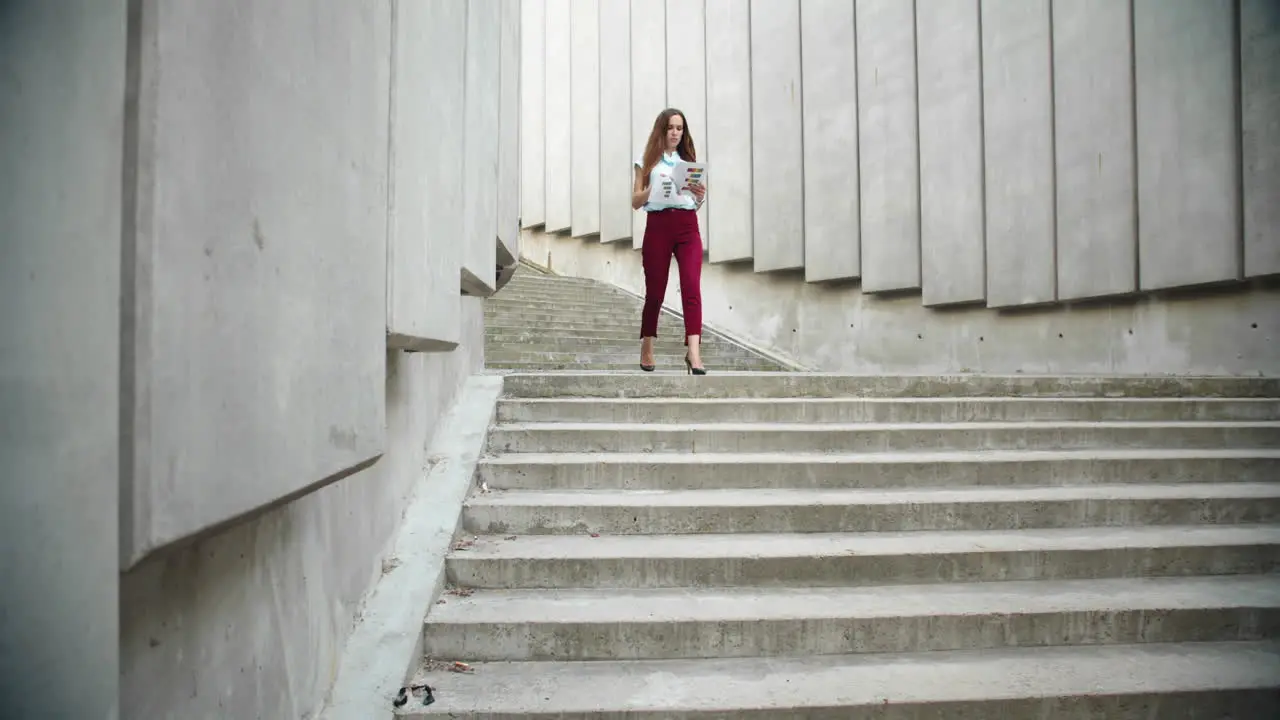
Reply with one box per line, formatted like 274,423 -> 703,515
647,161 -> 708,206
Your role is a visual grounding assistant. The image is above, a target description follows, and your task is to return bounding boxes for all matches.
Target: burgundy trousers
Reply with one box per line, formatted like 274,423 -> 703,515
640,208 -> 702,343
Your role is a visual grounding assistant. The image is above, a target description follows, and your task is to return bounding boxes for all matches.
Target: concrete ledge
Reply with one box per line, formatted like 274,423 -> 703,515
321,374 -> 504,720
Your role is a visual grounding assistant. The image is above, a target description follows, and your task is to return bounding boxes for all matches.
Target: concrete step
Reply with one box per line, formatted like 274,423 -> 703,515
505,274 -> 603,287
485,336 -> 734,353
486,361 -> 782,372
488,344 -> 761,360
486,309 -> 647,323
403,642 -> 1280,717
485,320 -> 688,335
462,483 -> 1280,535
490,290 -> 636,304
444,525 -> 1280,589
424,575 -> 1280,661
486,326 -> 706,342
476,449 -> 1280,491
496,286 -> 627,300
485,351 -> 769,367
500,373 -> 1280,399
487,297 -> 641,311
495,397 -> 1280,423
486,420 -> 1280,454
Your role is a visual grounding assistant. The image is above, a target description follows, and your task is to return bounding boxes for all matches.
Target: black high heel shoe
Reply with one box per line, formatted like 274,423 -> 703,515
640,362 -> 655,372
684,353 -> 707,376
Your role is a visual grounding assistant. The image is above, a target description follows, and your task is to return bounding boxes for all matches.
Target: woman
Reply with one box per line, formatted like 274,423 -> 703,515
632,108 -> 708,375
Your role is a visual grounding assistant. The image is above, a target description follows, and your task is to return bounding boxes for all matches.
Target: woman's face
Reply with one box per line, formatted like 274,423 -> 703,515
665,115 -> 685,151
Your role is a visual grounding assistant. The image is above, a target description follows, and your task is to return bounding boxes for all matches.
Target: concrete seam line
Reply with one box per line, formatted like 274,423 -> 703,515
319,374 -> 504,720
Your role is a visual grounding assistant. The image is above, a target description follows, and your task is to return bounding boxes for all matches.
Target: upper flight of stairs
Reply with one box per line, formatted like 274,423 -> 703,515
408,375 -> 1280,717
484,265 -> 785,372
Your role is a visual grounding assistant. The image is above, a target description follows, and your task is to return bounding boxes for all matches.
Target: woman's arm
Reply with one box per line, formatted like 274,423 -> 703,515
632,165 -> 648,210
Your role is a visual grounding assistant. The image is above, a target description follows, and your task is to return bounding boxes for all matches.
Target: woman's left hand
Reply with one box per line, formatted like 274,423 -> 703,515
689,182 -> 706,202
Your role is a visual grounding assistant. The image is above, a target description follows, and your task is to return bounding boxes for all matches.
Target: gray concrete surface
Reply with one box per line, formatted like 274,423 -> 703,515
493,397 -> 1280,423
800,0 -> 860,283
598,0 -> 632,243
497,0 -> 522,278
387,0 -> 466,350
1135,0 -> 1241,290
856,0 -> 922,293
447,525 -> 1280,589
499,371 -> 1280,398
665,0 -> 710,250
121,0 -> 392,567
426,576 -> 1280,660
543,0 -> 571,232
0,3 -> 125,717
981,0 -> 1057,307
461,0 -> 501,296
485,270 -> 784,371
3,1 -> 515,716
1052,0 -> 1138,301
465,483 -> 1280,535
416,369 -> 1280,716
569,0 -> 600,238
321,375 -> 503,720
479,449 -> 1280,491
704,0 -> 753,264
521,0 -> 1273,329
403,642 -> 1280,717
629,0 -> 666,250
749,0 -> 804,273
1242,0 -> 1280,279
917,0 -> 985,306
522,227 -> 1280,375
122,308 -> 484,719
519,0 -> 546,228
487,420 -> 1280,454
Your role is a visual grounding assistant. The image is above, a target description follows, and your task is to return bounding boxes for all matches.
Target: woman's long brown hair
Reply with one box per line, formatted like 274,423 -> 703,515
639,108 -> 696,190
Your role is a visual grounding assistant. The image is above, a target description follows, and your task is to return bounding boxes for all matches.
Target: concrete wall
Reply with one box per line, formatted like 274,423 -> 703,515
0,3 -> 125,717
518,0 -> 1280,375
3,1 -> 510,717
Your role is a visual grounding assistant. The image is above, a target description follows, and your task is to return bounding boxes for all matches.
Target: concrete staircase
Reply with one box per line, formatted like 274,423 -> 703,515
484,266 -> 785,372
409,373 -> 1280,717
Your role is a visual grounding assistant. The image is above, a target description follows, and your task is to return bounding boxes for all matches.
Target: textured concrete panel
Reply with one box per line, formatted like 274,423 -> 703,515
1243,0 -> 1280,278
0,2 -> 123,715
545,0 -> 572,232
981,0 -> 1057,307
387,0 -> 466,349
631,0 -> 667,250
121,1 -> 389,565
122,308 -> 485,720
1135,0 -> 1241,290
750,0 -> 804,272
705,0 -> 754,263
666,0 -> 709,250
1054,0 -> 1137,301
856,0 -> 921,292
461,0 -> 502,296
801,0 -> 859,283
570,0 -> 601,237
520,0 -> 546,228
497,0 -> 522,274
599,0 -> 633,243
917,0 -> 984,305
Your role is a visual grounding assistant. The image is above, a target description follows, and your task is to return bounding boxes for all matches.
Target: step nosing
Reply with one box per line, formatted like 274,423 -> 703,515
426,576 -> 1280,625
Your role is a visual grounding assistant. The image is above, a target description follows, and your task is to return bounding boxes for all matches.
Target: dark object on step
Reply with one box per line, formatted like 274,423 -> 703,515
394,684 -> 437,708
